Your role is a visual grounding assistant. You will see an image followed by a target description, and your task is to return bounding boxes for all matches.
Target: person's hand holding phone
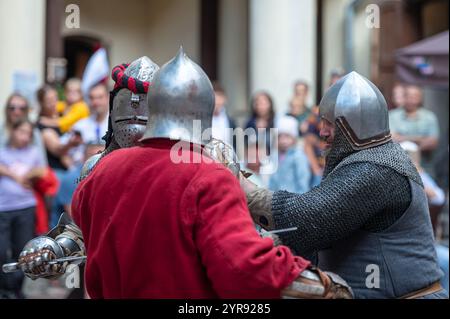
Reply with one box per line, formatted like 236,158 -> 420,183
68,130 -> 83,147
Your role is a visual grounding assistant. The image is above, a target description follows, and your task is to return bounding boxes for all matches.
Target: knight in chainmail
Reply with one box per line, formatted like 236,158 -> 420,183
244,72 -> 447,299
15,56 -> 159,279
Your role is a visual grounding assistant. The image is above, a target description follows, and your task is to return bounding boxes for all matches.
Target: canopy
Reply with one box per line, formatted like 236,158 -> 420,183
395,30 -> 449,88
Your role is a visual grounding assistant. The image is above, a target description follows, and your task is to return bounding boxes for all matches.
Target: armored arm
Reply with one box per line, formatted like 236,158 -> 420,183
198,138 -> 355,299
17,213 -> 85,280
204,138 -> 242,177
250,162 -> 411,256
16,141 -> 117,279
46,212 -> 84,258
282,266 -> 353,299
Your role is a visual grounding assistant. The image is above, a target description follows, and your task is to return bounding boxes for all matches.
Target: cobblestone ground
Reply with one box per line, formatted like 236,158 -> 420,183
22,276 -> 72,299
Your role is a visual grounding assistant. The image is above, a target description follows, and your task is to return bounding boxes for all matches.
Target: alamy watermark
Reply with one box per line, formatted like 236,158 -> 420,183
365,4 -> 380,29
63,3 -> 380,32
166,121 -> 279,175
63,264 -> 81,289
65,4 -> 80,29
365,264 -> 380,289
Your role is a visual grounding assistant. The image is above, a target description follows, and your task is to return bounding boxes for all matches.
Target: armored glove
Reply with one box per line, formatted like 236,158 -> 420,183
244,186 -> 275,229
18,213 -> 85,280
205,140 -> 352,299
204,138 -> 241,177
282,266 -> 353,299
205,138 -> 276,230
18,237 -> 68,280
204,138 -> 254,179
258,228 -> 282,246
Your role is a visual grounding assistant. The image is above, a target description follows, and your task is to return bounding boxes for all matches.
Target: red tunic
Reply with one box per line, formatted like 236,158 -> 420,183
72,139 -> 309,298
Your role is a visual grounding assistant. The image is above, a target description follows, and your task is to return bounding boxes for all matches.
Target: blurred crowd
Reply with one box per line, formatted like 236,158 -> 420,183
214,71 -> 448,294
0,79 -> 106,297
0,67 -> 448,298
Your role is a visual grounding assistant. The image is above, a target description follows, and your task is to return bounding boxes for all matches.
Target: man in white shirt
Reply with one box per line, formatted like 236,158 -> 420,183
73,83 -> 109,145
68,83 -> 109,164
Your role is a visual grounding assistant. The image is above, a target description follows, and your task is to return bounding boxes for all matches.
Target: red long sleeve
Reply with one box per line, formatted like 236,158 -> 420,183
186,167 -> 310,298
71,140 -> 310,298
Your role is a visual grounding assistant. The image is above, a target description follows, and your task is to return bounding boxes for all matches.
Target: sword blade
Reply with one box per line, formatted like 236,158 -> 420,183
47,255 -> 86,265
266,227 -> 298,234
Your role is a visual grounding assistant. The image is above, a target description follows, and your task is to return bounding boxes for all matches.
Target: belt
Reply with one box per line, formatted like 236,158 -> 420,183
399,281 -> 443,299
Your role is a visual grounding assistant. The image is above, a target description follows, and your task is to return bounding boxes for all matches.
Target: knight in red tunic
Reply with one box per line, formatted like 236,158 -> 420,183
71,48 -> 353,299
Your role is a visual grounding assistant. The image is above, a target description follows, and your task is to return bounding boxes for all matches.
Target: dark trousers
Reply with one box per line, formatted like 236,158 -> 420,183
0,207 -> 35,295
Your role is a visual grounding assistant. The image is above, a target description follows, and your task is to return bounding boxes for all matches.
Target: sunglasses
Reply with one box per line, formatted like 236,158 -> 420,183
7,104 -> 28,111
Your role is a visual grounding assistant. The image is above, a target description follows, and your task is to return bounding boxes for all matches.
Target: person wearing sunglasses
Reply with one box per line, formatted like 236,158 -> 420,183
1,94 -> 47,166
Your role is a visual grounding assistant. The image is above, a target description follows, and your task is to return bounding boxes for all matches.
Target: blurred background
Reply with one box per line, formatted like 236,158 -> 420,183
0,0 -> 448,298
0,0 -> 447,122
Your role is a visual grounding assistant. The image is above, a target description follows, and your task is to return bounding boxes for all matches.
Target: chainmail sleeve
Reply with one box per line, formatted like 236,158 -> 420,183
271,162 -> 411,256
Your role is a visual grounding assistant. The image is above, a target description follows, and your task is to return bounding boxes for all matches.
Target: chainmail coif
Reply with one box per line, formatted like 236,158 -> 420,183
271,126 -> 422,257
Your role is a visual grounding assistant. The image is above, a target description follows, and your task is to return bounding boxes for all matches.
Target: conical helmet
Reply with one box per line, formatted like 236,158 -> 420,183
141,47 -> 214,145
319,71 -> 391,150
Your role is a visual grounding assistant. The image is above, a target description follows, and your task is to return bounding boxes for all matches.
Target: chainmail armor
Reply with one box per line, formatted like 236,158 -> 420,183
271,127 -> 422,257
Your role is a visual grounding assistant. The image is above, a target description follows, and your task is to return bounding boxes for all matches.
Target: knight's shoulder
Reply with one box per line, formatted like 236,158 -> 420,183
80,153 -> 103,177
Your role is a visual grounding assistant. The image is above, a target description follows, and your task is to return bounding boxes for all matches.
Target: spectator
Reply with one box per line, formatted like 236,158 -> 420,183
1,93 -> 47,164
0,120 -> 46,298
245,91 -> 276,154
72,83 -> 109,145
67,83 -> 109,165
391,82 -> 406,110
58,143 -> 104,215
211,82 -> 236,147
400,141 -> 449,293
328,68 -> 345,87
37,85 -> 83,227
269,116 -> 311,194
302,70 -> 346,187
37,85 -> 82,171
390,85 -> 439,151
303,105 -> 326,187
287,81 -> 311,136
38,78 -> 90,134
401,141 -> 446,210
433,132 -> 449,191
290,97 -> 310,136
243,135 -> 266,188
389,85 -> 439,174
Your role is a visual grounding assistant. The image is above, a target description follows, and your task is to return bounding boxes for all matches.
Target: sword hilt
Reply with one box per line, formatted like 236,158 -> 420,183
2,256 -> 87,273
